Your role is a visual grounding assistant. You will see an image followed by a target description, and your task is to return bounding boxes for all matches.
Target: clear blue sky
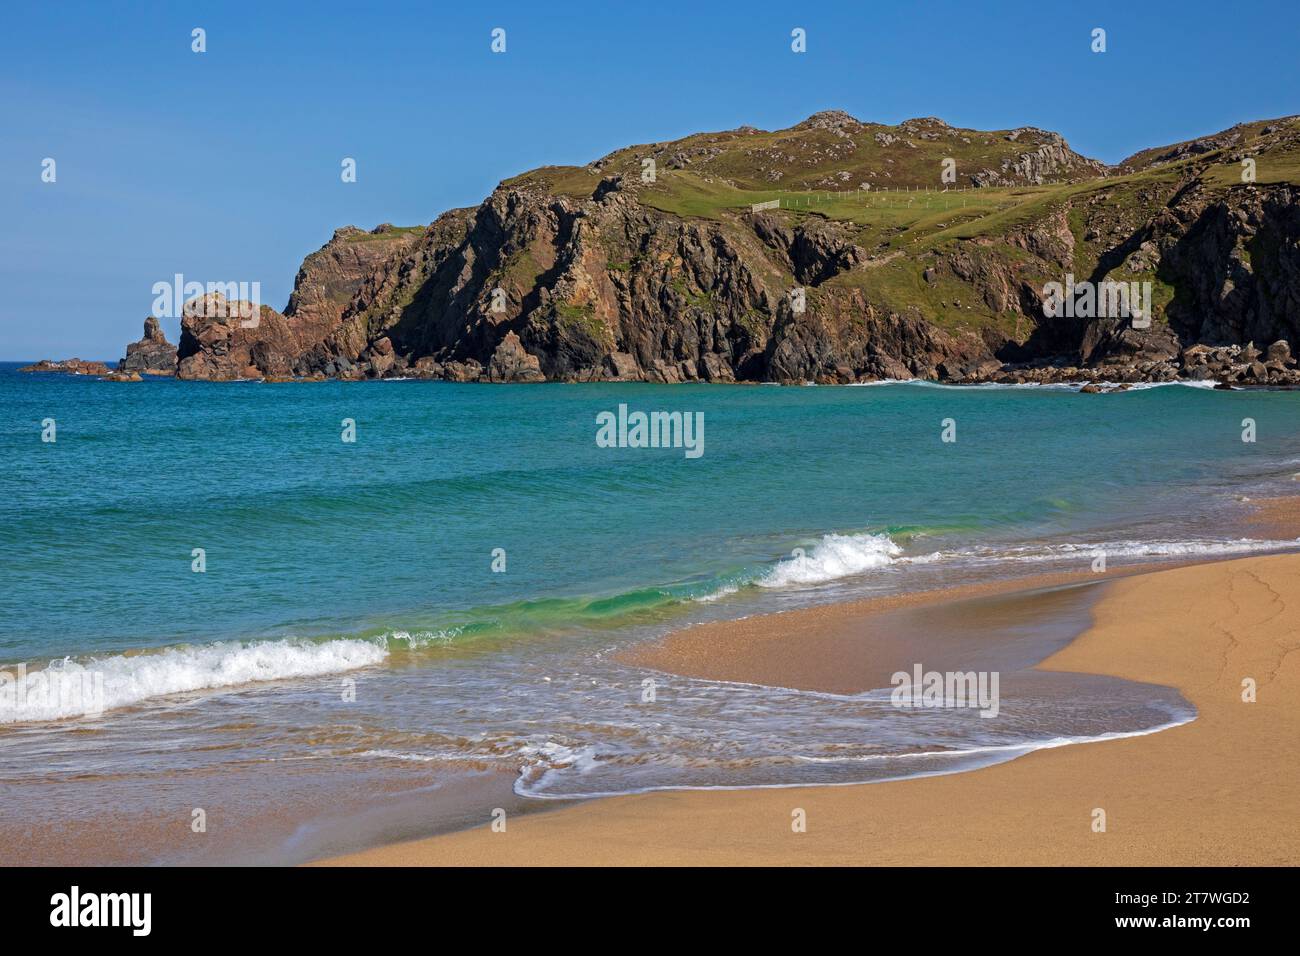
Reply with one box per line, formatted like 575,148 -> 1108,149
2,0 -> 1296,359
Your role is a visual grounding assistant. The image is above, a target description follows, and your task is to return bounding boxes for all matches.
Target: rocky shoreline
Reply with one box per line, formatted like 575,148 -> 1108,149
22,113 -> 1300,389
19,341 -> 1297,390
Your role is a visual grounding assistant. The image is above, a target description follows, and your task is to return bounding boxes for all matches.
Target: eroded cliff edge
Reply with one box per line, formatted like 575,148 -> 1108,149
138,112 -> 1300,386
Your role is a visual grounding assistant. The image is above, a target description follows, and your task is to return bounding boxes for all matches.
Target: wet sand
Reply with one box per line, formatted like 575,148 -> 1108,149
617,564 -> 1172,695
319,552 -> 1300,866
1246,495 -> 1300,538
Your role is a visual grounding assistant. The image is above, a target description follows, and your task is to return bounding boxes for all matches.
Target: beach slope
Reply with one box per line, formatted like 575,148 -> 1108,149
320,553 -> 1300,866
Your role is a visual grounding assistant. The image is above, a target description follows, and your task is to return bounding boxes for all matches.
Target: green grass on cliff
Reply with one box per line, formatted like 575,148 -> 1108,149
343,225 -> 427,243
496,115 -> 1299,348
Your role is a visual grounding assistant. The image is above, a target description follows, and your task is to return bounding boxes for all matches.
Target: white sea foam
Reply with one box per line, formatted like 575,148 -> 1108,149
1121,379 -> 1219,390
759,532 -> 903,587
749,531 -> 1300,594
0,638 -> 387,724
951,537 -> 1299,564
693,583 -> 740,603
511,711 -> 1198,799
712,531 -> 1297,597
377,629 -> 460,648
844,378 -> 923,386
854,379 -> 1222,392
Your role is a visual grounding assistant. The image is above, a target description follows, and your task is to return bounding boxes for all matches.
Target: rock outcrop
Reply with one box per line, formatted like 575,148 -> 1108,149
487,331 -> 545,382
136,112 -> 1300,386
20,358 -> 114,376
175,225 -> 423,380
119,316 -> 177,374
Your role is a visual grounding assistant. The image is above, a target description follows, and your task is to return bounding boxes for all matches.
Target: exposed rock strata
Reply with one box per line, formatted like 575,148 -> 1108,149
129,112 -> 1300,387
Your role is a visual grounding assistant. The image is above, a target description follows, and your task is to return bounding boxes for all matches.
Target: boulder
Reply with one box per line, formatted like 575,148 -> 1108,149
1266,340 -> 1293,366
487,332 -> 545,383
444,359 -> 484,383
603,351 -> 641,381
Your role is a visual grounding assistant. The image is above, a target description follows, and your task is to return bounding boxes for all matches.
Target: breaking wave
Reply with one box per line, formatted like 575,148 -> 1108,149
0,638 -> 387,724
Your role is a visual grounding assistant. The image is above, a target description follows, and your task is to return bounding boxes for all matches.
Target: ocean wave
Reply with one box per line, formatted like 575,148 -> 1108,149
376,629 -> 463,648
0,638 -> 387,724
758,532 -> 903,587
1120,380 -> 1220,391
692,583 -> 740,603
7,530 -> 1291,725
844,378 -> 924,387
748,532 -> 1298,587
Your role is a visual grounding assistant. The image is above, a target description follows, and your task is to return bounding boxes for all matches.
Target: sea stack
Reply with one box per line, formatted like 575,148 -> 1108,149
119,316 -> 177,375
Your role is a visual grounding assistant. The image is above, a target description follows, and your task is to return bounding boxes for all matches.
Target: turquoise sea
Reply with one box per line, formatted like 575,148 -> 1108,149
2,363 -> 1299,861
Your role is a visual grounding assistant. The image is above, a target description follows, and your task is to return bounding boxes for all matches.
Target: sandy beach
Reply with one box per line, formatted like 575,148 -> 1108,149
320,551 -> 1300,866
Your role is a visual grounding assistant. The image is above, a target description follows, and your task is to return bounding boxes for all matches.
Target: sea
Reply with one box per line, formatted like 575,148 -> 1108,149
2,363 -> 1298,862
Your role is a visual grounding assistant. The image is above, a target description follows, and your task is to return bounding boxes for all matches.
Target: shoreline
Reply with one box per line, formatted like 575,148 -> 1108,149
12,361 -> 1298,391
617,561 -> 1195,695
318,550 -> 1300,866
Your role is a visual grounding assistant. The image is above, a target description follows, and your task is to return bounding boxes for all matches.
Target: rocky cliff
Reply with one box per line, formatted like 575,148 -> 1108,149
174,224 -> 423,380
148,112 -> 1300,386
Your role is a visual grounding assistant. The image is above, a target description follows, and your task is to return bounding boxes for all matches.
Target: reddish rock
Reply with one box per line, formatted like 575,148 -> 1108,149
174,225 -> 424,380
119,316 -> 177,374
487,332 -> 545,382
19,358 -> 113,376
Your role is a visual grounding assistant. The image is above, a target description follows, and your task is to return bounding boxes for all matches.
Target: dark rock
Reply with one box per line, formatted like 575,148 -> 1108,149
119,316 -> 177,374
117,115 -> 1300,388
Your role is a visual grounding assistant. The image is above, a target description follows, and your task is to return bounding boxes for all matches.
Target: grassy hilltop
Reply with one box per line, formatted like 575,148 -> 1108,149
170,111 -> 1300,386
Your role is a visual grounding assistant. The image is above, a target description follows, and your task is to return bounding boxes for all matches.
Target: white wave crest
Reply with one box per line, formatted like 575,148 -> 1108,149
760,532 -> 902,587
0,638 -> 387,724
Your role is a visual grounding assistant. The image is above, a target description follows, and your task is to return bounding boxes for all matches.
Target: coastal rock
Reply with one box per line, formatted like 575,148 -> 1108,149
284,224 -> 425,344
486,332 -> 545,382
174,224 -> 424,381
119,316 -> 177,374
1266,340 -> 1294,366
176,294 -> 295,380
19,358 -> 113,376
443,359 -> 484,382
120,113 -> 1300,387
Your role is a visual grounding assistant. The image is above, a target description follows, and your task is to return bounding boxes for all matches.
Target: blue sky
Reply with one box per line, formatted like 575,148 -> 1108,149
2,0 -> 1297,359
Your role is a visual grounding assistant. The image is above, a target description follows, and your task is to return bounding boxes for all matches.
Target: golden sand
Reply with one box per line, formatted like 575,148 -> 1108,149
320,553 -> 1300,866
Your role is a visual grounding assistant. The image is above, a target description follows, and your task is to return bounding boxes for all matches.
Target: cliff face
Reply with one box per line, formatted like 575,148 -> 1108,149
158,112 -> 1300,385
175,224 -> 423,380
